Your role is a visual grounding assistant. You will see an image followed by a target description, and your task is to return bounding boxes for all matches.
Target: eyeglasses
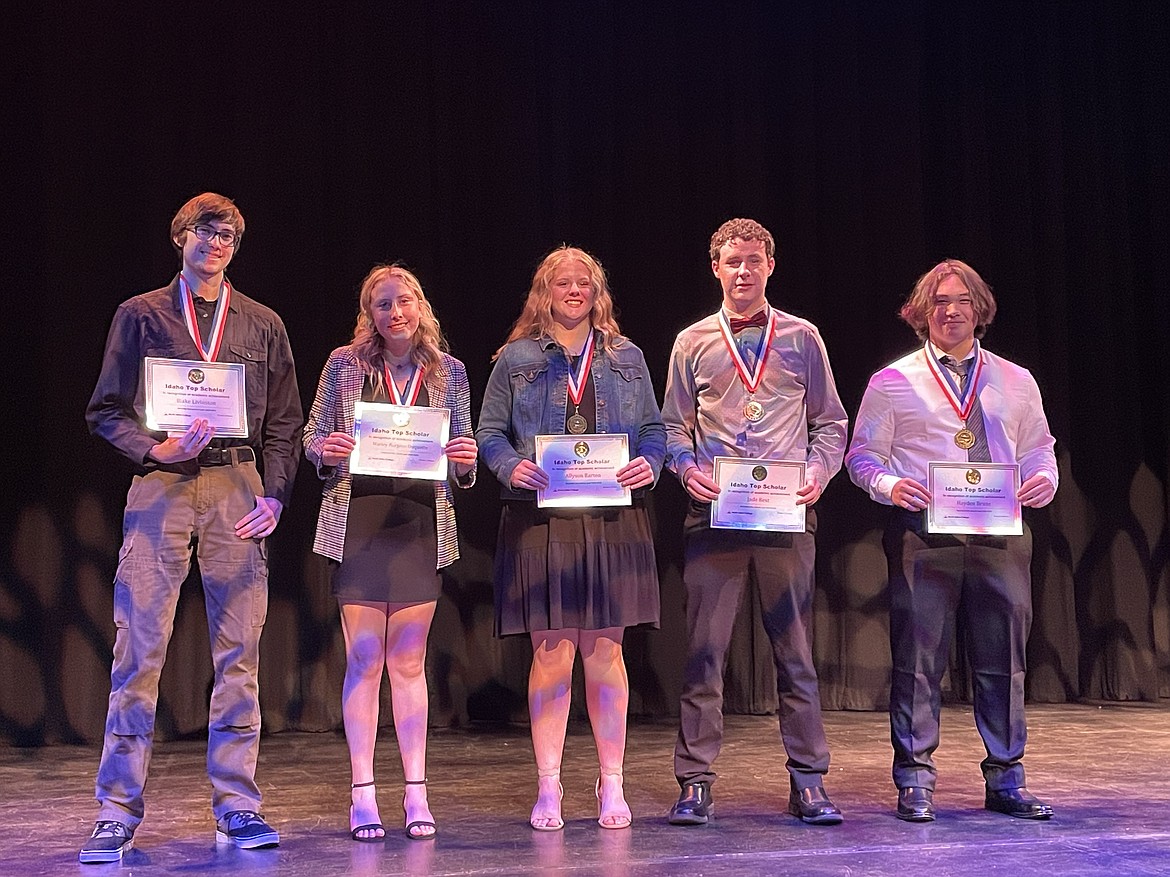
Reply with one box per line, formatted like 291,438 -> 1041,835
187,225 -> 238,247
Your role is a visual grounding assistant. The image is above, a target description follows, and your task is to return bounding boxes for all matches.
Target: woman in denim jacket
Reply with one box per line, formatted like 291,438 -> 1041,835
476,246 -> 664,831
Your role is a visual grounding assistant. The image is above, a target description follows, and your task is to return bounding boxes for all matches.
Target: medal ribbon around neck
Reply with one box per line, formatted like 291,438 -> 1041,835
382,360 -> 425,406
717,308 -> 776,395
923,341 -> 985,423
565,330 -> 596,410
178,274 -> 231,362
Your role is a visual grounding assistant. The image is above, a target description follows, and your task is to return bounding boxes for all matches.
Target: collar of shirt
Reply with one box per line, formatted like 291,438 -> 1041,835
721,304 -> 771,323
170,275 -> 240,314
927,339 -> 977,364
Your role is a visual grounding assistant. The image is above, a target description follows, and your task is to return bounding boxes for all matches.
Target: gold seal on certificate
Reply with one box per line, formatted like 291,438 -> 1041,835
926,462 -> 1022,535
710,456 -> 806,532
534,433 -> 631,508
350,401 -> 451,480
144,357 -> 249,437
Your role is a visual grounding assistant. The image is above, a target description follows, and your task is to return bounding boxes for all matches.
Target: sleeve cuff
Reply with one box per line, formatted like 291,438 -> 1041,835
876,474 -> 901,503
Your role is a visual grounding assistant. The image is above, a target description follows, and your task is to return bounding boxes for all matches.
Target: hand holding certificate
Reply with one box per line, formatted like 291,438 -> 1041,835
710,456 -> 806,532
350,401 -> 451,480
534,433 -> 631,508
144,357 -> 249,437
926,462 -> 1022,535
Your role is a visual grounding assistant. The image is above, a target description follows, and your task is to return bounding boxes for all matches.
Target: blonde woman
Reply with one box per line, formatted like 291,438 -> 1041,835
305,265 -> 476,841
476,247 -> 664,830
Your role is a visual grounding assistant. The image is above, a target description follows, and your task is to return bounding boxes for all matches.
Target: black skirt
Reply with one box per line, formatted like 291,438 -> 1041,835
331,379 -> 440,603
493,501 -> 660,636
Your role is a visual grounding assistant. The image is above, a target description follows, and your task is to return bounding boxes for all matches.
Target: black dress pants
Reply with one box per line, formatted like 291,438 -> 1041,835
884,511 -> 1033,792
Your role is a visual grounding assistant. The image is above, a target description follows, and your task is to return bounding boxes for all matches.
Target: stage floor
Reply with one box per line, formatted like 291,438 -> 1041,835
4,703 -> 1169,876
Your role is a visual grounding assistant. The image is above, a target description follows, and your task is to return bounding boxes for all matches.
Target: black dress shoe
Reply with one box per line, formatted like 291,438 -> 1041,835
668,781 -> 713,825
897,787 -> 936,822
788,785 -> 843,825
985,787 -> 1054,819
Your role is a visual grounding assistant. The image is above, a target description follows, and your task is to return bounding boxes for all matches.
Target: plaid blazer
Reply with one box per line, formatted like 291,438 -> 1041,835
304,346 -> 476,566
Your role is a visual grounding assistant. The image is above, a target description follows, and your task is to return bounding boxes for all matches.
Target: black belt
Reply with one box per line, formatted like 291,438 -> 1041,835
197,446 -> 256,466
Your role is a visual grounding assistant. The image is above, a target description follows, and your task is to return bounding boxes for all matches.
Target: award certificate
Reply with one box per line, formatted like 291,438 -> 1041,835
535,433 -> 630,508
144,357 -> 248,438
710,456 -> 806,532
350,402 -> 451,480
927,462 -> 1022,535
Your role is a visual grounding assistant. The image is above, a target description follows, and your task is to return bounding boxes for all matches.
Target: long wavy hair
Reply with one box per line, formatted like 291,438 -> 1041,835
350,265 -> 448,395
493,246 -> 623,360
899,258 -> 997,342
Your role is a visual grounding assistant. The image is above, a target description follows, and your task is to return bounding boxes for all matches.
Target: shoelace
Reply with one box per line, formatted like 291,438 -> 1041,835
92,821 -> 129,838
224,811 -> 263,830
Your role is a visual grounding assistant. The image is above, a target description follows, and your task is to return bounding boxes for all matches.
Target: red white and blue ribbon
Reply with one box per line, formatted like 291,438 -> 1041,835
717,308 -> 776,394
383,361 -> 425,406
178,274 -> 231,362
566,330 -> 596,408
923,341 -> 984,423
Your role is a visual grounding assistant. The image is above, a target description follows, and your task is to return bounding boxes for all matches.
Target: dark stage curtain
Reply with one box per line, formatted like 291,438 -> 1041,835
3,2 -> 1167,744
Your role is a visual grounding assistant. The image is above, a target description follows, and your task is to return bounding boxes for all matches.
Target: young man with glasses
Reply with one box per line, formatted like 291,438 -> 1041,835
80,193 -> 302,862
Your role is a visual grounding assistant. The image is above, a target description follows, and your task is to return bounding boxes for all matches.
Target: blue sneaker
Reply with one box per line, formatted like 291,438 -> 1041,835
215,810 -> 279,849
79,820 -> 134,863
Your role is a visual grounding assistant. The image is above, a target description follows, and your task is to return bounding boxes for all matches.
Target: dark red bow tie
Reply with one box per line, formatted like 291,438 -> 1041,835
729,310 -> 768,333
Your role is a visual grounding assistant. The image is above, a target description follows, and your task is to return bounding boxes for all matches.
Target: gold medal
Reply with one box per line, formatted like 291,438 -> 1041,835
954,427 -> 976,450
744,400 -> 764,422
567,412 -> 589,434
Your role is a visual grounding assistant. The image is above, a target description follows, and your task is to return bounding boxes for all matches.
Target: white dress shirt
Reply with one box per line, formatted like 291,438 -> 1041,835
845,341 -> 1058,505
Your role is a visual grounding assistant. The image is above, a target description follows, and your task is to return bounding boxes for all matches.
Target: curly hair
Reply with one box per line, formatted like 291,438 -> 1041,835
899,258 -> 998,342
709,218 -> 776,262
494,246 -> 623,360
350,264 -> 448,394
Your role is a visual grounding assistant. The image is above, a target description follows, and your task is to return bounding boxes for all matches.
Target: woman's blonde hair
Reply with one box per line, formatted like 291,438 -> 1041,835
494,246 -> 623,360
350,264 -> 447,394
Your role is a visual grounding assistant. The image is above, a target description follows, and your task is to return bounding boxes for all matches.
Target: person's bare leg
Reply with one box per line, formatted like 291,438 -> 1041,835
384,600 -> 438,838
339,600 -> 390,840
581,627 -> 631,828
528,630 -> 578,830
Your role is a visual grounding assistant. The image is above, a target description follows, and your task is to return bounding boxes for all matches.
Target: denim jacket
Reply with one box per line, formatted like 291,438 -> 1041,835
476,333 -> 666,500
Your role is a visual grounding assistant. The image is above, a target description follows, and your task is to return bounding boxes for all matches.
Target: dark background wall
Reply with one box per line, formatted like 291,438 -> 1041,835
3,2 -> 1168,744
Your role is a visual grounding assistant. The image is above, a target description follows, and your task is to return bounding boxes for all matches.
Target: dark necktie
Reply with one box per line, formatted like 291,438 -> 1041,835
729,310 -> 768,333
942,356 -> 991,463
